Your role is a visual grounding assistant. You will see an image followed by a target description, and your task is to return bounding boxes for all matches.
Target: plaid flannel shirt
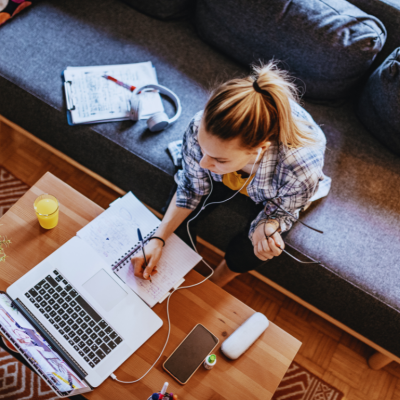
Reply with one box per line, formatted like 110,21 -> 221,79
175,101 -> 331,242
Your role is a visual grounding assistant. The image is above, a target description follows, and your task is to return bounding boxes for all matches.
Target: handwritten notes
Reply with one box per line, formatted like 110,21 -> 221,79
77,192 -> 202,306
77,192 -> 159,267
115,234 -> 202,307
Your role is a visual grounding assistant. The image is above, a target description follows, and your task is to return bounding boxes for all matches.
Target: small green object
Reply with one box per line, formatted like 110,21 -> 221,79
208,354 -> 216,363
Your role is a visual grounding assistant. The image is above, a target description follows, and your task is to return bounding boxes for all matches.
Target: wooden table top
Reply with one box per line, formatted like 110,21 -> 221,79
0,172 -> 301,400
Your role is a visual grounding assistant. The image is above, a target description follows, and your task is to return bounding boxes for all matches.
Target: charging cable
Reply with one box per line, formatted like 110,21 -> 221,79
110,263 -> 214,383
111,150 -> 262,384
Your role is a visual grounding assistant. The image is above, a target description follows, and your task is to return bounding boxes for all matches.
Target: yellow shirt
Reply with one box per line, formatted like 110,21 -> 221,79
222,171 -> 255,197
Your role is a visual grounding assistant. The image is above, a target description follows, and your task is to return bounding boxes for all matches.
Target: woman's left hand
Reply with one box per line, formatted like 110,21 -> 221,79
252,221 -> 285,261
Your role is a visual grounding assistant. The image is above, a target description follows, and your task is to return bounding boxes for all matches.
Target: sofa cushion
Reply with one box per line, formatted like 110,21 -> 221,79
0,0 -> 32,26
195,0 -> 386,100
356,48 -> 400,155
347,0 -> 400,69
120,0 -> 195,20
270,96 -> 400,356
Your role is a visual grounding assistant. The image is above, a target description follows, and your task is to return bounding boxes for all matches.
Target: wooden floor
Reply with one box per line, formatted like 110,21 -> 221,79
2,119 -> 400,399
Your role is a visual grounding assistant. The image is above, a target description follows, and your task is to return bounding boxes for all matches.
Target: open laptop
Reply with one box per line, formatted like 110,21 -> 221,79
6,236 -> 163,390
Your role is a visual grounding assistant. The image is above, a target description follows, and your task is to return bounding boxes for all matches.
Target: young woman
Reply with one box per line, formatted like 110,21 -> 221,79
131,62 -> 331,287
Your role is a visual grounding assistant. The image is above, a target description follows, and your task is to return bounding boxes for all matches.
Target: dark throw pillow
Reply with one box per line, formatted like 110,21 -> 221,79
195,0 -> 386,100
356,48 -> 400,156
0,0 -> 32,26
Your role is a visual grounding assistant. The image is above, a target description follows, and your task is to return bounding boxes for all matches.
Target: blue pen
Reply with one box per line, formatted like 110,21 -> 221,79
137,228 -> 152,282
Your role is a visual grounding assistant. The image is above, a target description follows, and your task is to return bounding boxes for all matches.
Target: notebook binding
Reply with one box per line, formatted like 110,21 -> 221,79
112,227 -> 158,272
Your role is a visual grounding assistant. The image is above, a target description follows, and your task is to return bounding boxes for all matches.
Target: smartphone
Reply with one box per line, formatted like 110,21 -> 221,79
163,324 -> 219,385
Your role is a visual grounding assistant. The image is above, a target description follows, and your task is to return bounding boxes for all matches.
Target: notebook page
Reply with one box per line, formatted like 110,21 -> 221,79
114,234 -> 202,308
64,62 -> 163,124
77,192 -> 160,268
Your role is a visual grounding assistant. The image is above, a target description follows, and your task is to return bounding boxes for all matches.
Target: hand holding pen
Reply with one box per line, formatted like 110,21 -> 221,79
131,228 -> 162,281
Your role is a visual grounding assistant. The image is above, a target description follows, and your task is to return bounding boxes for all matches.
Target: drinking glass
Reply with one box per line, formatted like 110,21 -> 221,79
34,194 -> 59,229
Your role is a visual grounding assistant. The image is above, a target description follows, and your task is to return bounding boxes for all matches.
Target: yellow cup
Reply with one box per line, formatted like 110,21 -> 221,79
34,194 -> 59,229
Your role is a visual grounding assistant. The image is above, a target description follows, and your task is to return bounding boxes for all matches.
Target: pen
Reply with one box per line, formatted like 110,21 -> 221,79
137,228 -> 152,283
102,75 -> 136,92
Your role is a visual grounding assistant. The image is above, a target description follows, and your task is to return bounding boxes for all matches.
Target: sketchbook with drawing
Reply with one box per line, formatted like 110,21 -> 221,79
63,61 -> 164,125
76,192 -> 202,308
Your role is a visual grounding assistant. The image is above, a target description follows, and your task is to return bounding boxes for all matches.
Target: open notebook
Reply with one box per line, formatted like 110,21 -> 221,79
77,192 -> 202,307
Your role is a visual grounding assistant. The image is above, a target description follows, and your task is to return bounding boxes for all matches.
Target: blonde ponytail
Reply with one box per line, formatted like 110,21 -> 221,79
203,61 -> 318,149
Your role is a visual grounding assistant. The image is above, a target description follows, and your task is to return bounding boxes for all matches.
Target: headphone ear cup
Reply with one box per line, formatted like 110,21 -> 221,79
129,96 -> 142,121
147,112 -> 170,132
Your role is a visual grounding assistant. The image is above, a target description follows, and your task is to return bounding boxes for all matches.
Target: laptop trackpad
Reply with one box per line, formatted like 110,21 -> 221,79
83,269 -> 128,312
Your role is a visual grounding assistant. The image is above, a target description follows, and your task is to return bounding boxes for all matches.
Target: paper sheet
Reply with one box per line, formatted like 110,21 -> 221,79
114,234 -> 202,308
64,62 -> 164,124
77,192 -> 160,268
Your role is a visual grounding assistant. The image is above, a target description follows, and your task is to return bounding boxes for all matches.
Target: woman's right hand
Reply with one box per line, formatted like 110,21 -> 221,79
131,239 -> 164,280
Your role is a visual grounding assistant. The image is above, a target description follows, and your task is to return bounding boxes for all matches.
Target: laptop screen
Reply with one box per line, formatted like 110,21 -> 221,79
0,292 -> 91,397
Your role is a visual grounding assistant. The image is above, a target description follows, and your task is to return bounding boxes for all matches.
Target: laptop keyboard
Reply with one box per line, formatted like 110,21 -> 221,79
24,270 -> 123,368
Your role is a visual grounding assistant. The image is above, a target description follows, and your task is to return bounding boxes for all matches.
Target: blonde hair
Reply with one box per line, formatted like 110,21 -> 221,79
203,61 -> 317,149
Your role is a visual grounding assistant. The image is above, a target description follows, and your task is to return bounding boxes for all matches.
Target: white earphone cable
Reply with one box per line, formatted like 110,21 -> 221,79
186,147 -> 262,248
111,149 -> 262,384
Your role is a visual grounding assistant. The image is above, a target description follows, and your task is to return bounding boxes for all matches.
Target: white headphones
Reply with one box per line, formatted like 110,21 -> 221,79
129,84 -> 182,132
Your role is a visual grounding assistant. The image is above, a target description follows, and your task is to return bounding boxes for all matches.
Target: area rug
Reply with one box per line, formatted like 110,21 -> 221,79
0,166 -> 344,400
272,361 -> 344,400
0,166 -> 29,216
0,345 -> 58,400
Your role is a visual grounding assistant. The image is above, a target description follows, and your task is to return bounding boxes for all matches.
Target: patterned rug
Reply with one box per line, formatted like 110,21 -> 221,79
0,345 -> 58,400
0,167 -> 30,216
272,361 -> 344,400
0,166 -> 344,400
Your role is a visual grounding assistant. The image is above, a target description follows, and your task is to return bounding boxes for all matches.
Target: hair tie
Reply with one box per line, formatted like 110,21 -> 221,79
253,79 -> 276,109
149,236 -> 165,247
253,80 -> 265,94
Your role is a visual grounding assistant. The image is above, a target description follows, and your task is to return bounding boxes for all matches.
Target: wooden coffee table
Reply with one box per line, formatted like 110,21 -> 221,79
0,172 -> 301,399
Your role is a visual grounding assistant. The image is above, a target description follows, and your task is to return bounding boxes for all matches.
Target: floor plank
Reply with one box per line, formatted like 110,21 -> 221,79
1,118 -> 399,399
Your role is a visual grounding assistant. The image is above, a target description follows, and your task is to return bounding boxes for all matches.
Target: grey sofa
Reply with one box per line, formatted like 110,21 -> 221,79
1,0 -> 400,363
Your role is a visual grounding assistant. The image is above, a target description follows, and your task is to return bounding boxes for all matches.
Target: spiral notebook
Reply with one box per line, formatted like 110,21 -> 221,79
76,192 -> 202,308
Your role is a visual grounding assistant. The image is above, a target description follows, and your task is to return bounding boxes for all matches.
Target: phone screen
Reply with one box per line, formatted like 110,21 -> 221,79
164,324 -> 218,384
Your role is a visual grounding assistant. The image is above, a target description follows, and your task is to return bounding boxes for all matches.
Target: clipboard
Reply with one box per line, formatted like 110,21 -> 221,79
62,62 -> 164,125
62,72 -> 75,126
